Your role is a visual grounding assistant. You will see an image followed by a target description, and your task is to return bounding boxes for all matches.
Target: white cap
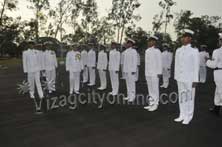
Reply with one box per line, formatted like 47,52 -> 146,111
219,33 -> 222,39
127,38 -> 136,44
181,29 -> 194,35
149,35 -> 159,41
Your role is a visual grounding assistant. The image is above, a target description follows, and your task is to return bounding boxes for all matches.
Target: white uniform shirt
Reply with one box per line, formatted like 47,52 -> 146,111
123,47 -> 137,73
207,47 -> 222,81
97,50 -> 108,70
43,50 -> 57,71
81,50 -> 88,67
145,47 -> 162,77
174,44 -> 200,83
22,49 -> 42,73
199,51 -> 209,67
137,52 -> 141,66
87,49 -> 96,67
109,49 -> 121,71
66,50 -> 82,72
162,50 -> 173,69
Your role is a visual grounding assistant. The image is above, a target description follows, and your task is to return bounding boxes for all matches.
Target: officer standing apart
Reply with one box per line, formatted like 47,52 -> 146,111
23,41 -> 44,99
123,39 -> 138,102
144,36 -> 162,112
207,33 -> 222,116
87,44 -> 96,86
174,29 -> 200,125
160,43 -> 173,88
199,45 -> 209,83
66,45 -> 82,94
109,42 -> 121,96
97,45 -> 108,90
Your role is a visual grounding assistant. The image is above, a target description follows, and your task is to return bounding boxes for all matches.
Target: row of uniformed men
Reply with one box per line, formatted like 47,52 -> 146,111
22,30 -> 222,125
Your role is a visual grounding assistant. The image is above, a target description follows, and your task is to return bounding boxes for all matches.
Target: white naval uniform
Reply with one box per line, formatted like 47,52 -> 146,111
145,47 -> 162,106
161,50 -> 173,88
97,50 -> 108,89
123,47 -> 137,101
81,50 -> 88,83
120,51 -> 126,79
199,51 -> 209,83
43,50 -> 58,92
136,52 -> 141,81
22,49 -> 44,99
206,47 -> 222,106
87,49 -> 96,86
109,49 -> 121,95
66,50 -> 82,94
174,44 -> 200,123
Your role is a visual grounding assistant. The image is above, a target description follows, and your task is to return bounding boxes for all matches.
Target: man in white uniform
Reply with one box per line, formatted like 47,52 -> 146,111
207,33 -> 222,116
120,47 -> 126,79
160,43 -> 173,88
123,39 -> 138,102
81,45 -> 89,84
87,45 -> 96,86
144,36 -> 162,112
109,42 -> 121,96
174,29 -> 200,125
66,45 -> 82,94
23,41 -> 44,99
97,45 -> 108,90
43,42 -> 58,93
135,47 -> 140,82
199,45 -> 209,83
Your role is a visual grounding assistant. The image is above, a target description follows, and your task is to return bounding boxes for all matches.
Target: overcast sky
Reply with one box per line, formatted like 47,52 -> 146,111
7,0 -> 222,40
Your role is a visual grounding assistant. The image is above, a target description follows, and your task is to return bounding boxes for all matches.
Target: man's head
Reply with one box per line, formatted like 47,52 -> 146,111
111,41 -> 117,49
180,29 -> 194,45
147,35 -> 158,48
125,39 -> 135,49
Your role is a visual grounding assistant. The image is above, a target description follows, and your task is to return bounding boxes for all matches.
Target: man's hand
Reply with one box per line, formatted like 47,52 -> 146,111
132,72 -> 136,75
158,74 -> 162,78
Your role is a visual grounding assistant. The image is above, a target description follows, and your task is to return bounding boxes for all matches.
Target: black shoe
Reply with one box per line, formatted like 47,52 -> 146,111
209,106 -> 220,116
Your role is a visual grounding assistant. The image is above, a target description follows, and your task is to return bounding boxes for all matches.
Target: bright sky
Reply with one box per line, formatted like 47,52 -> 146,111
6,0 -> 222,40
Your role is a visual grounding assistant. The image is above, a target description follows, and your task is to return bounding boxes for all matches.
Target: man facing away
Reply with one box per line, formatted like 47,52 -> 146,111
199,45 -> 209,83
97,45 -> 108,90
160,43 -> 173,89
87,44 -> 96,86
207,33 -> 222,116
109,42 -> 121,96
66,45 -> 82,95
123,39 -> 138,102
144,36 -> 162,112
174,29 -> 200,125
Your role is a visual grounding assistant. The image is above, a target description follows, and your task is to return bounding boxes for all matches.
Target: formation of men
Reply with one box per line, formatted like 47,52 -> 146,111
22,30 -> 222,125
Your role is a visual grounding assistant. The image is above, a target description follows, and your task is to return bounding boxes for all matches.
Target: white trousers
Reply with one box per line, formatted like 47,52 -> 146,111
125,72 -> 136,99
177,81 -> 195,121
109,70 -> 119,95
69,72 -> 80,93
89,67 -> 96,85
98,70 -> 107,89
162,68 -> 170,88
28,72 -> 44,98
214,81 -> 222,106
82,66 -> 88,83
199,66 -> 207,83
146,76 -> 160,105
46,69 -> 56,92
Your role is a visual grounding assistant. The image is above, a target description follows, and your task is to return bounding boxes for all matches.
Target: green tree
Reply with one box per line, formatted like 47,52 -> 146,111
0,0 -> 17,26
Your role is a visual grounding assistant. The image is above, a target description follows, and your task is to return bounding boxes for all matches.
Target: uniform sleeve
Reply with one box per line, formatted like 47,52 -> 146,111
65,52 -> 70,71
137,53 -> 141,66
206,51 -> 217,69
174,49 -> 179,80
130,50 -> 138,73
92,51 -> 96,67
104,53 -> 108,70
193,50 -> 200,82
168,53 -> 173,69
53,52 -> 58,68
116,52 -> 121,71
156,50 -> 162,75
22,52 -> 27,73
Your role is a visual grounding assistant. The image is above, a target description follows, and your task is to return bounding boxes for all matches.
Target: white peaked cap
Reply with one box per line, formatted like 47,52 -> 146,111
181,29 -> 194,35
127,38 -> 136,44
149,35 -> 159,41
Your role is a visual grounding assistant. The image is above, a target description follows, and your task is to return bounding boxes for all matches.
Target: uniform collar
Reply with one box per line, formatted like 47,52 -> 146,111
183,43 -> 191,48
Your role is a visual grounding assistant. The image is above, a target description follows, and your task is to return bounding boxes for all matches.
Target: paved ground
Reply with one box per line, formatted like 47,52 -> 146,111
0,60 -> 221,147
